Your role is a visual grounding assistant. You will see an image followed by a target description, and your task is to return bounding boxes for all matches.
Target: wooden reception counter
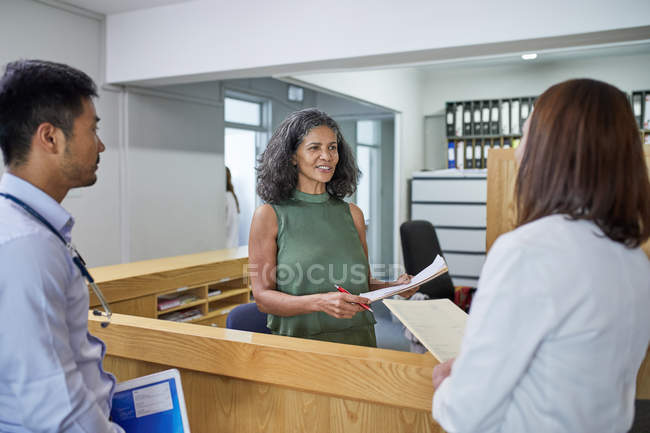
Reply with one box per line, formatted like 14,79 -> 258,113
89,313 -> 443,433
88,246 -> 251,327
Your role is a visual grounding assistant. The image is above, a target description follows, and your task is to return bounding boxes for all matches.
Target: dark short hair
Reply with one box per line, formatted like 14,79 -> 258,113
0,59 -> 98,166
516,78 -> 650,247
256,108 -> 359,203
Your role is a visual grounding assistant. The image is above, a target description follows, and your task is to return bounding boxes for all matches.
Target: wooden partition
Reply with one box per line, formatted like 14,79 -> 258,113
88,246 -> 250,326
487,146 -> 650,256
90,313 -> 443,433
486,147 -> 650,400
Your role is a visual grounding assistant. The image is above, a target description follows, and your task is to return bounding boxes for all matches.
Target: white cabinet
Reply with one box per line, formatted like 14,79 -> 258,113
410,169 -> 487,287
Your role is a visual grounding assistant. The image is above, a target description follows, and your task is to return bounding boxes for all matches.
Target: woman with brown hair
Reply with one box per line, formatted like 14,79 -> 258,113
432,79 -> 650,433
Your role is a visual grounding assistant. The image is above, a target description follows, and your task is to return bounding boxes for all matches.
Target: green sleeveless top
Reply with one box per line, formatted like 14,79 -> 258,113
268,189 -> 376,347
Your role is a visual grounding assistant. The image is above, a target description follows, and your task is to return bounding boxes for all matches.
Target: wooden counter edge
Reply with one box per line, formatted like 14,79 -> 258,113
90,246 -> 249,283
90,312 -> 438,412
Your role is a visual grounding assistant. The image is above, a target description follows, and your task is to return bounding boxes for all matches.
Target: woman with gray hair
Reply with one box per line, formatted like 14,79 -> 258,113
249,108 -> 416,346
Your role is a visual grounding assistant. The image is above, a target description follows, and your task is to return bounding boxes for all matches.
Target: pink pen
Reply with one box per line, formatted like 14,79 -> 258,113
335,284 -> 373,312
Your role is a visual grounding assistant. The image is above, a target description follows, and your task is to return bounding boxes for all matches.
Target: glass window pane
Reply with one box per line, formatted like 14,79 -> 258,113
357,146 -> 371,221
225,128 -> 258,246
225,97 -> 261,126
357,120 -> 380,145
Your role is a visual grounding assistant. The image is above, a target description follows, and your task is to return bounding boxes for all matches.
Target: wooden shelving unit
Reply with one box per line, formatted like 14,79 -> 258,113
445,96 -> 536,170
88,246 -> 251,328
156,276 -> 251,326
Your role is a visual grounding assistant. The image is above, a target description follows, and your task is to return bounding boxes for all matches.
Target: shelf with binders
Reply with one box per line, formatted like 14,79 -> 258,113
447,136 -> 521,170
445,96 -> 535,169
155,275 -> 251,325
631,90 -> 650,134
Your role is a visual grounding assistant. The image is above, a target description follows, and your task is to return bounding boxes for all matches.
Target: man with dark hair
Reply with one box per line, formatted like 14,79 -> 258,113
0,60 -> 123,432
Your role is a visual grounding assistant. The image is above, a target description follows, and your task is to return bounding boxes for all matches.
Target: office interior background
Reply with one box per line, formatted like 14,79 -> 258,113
1,0 -> 649,275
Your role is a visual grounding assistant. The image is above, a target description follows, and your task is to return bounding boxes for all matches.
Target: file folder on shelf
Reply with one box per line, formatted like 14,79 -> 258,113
490,100 -> 500,135
455,103 -> 464,137
473,101 -> 482,135
474,139 -> 483,169
465,140 -> 473,169
643,92 -> 650,129
456,141 -> 465,169
632,93 -> 643,129
500,100 -> 510,135
511,99 -> 520,135
521,98 -> 531,127
447,140 -> 456,169
483,138 -> 490,167
482,101 -> 490,135
446,103 -> 455,136
463,102 -> 472,136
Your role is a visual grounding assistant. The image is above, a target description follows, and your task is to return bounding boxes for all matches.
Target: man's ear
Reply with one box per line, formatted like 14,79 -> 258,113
34,123 -> 63,155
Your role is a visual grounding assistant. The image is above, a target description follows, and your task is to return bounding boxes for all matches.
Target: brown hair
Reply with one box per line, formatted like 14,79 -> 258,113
516,78 -> 650,247
226,167 -> 240,213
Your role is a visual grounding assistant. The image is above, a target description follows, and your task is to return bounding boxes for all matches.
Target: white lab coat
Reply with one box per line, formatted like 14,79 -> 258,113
433,214 -> 650,433
225,191 -> 239,248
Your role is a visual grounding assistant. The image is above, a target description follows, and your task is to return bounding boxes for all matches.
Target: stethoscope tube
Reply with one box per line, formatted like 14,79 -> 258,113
0,192 -> 111,327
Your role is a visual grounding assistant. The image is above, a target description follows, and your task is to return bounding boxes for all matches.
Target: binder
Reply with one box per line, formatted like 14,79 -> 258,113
492,138 -> 501,148
490,100 -> 500,134
455,103 -> 464,137
513,138 -> 520,149
503,137 -> 512,149
472,101 -> 482,135
474,139 -> 483,169
446,103 -> 456,136
463,102 -> 472,136
521,98 -> 530,128
456,141 -> 465,169
643,92 -> 650,129
511,99 -> 520,135
483,138 -> 490,168
465,140 -> 473,168
632,93 -> 642,129
482,101 -> 490,135
447,140 -> 456,169
500,100 -> 510,135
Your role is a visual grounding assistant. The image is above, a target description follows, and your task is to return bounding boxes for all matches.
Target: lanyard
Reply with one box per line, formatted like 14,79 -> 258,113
0,192 -> 112,327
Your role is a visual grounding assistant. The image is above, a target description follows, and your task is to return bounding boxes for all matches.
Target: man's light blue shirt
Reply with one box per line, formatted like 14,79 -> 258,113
0,173 -> 123,433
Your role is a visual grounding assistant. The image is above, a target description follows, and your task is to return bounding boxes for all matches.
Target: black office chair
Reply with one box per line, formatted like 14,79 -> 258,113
400,220 -> 455,300
226,302 -> 271,334
630,399 -> 650,433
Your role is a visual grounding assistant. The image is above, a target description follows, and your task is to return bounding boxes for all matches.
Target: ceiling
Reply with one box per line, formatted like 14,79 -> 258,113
60,0 -> 193,15
418,40 -> 650,71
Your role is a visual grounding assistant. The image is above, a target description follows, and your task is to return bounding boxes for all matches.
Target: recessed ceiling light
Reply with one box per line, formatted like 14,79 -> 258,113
522,53 -> 538,60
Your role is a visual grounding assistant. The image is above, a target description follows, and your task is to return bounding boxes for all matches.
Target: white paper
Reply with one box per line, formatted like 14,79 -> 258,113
383,298 -> 467,362
133,381 -> 174,418
360,255 -> 448,303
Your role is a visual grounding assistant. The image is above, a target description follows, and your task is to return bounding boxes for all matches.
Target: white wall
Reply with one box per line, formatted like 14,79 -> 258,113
125,89 -> 224,261
104,0 -> 650,84
421,52 -> 650,168
291,68 -> 424,264
0,0 -> 229,266
0,0 -> 123,266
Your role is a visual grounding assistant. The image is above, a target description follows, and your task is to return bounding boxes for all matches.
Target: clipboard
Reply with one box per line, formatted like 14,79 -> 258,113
110,369 -> 191,433
384,298 -> 468,362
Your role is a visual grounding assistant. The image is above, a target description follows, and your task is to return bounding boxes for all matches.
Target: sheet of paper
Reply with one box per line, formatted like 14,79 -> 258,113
133,381 -> 174,418
383,298 -> 467,362
360,255 -> 448,303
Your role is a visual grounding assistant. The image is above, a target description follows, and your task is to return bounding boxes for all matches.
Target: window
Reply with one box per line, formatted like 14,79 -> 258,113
224,94 -> 269,247
355,119 -> 382,266
225,97 -> 262,126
